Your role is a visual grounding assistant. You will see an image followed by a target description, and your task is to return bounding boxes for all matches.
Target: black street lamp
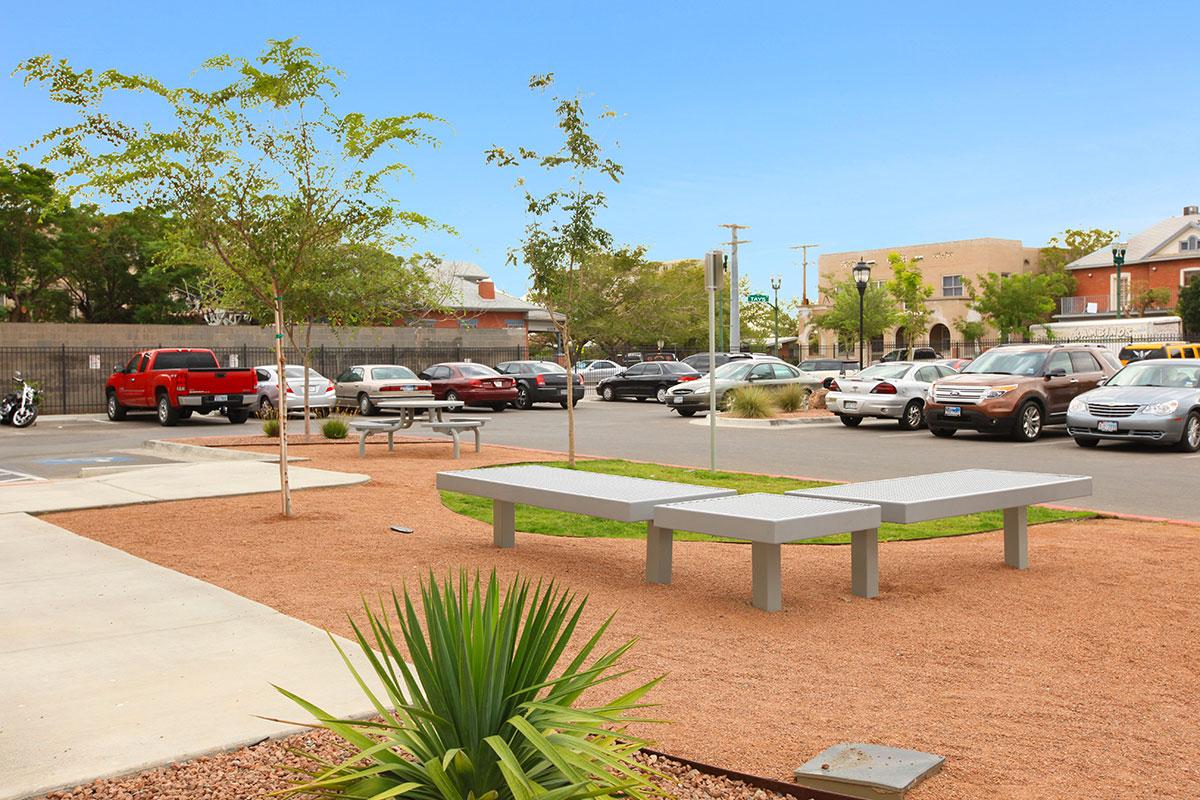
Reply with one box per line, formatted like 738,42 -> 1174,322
1112,242 -> 1127,319
852,259 -> 872,369
770,274 -> 782,353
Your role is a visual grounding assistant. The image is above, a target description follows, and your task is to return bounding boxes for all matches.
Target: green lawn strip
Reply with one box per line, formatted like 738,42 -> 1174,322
440,459 -> 1093,545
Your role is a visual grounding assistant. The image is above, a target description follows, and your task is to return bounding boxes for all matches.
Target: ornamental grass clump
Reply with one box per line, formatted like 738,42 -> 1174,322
725,386 -> 777,418
275,571 -> 666,800
321,417 -> 349,439
262,417 -> 280,437
774,384 -> 811,413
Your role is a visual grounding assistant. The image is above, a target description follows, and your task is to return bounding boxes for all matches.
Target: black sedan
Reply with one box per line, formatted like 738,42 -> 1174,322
495,360 -> 586,409
597,361 -> 701,403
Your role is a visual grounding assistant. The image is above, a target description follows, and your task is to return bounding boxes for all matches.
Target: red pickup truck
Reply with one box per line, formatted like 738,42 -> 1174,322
105,348 -> 258,426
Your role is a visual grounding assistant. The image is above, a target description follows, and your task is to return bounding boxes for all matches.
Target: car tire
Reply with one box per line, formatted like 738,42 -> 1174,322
177,409 -> 194,420
898,400 -> 925,430
677,408 -> 697,417
1011,400 -> 1043,442
930,427 -> 956,438
156,393 -> 179,427
446,390 -> 460,402
227,408 -> 250,425
1074,436 -> 1099,448
601,385 -> 616,401
259,396 -> 273,414
358,393 -> 377,417
839,414 -> 862,427
560,400 -> 570,409
490,403 -> 507,412
515,385 -> 533,410
1175,411 -> 1200,452
655,385 -> 669,404
106,391 -> 127,421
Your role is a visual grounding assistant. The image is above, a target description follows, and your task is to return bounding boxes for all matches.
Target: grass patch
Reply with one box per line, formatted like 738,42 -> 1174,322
440,459 -> 1093,545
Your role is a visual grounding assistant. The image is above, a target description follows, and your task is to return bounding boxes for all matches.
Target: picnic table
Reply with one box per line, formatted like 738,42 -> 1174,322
787,468 -> 1092,596
372,398 -> 463,427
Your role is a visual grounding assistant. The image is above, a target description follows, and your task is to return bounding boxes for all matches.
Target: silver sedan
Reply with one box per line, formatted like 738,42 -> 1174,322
1066,359 -> 1200,451
826,361 -> 959,429
253,365 -> 337,415
333,364 -> 433,416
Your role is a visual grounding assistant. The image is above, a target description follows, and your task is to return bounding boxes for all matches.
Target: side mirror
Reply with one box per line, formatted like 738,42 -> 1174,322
1045,367 -> 1067,379
113,364 -> 123,374
1097,377 -> 1108,386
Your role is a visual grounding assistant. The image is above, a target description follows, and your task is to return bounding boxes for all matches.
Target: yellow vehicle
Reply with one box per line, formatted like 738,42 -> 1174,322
1118,341 -> 1200,365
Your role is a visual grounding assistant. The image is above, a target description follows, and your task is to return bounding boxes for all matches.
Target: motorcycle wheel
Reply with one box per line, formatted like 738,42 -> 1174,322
11,405 -> 37,428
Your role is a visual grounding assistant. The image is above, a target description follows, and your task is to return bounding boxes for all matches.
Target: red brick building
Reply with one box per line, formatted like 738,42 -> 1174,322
1063,206 -> 1200,317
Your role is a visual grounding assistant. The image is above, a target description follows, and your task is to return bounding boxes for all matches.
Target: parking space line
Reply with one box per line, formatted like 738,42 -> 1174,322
1016,440 -> 1068,446
878,431 -> 926,438
0,468 -> 47,484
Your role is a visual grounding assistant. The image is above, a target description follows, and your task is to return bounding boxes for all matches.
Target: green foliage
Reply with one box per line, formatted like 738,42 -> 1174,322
1128,282 -> 1172,317
262,417 -> 280,437
439,459 -> 1092,545
963,270 -> 1071,340
1179,276 -> 1200,337
953,318 -> 987,344
774,383 -> 811,413
277,571 -> 664,800
0,163 -> 68,321
725,386 -> 777,418
886,252 -> 933,352
1040,228 -> 1120,274
321,417 -> 349,439
812,277 -> 899,350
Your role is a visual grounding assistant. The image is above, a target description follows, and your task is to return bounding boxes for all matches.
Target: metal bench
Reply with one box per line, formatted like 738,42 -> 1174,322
434,465 -> 736,575
348,419 -> 408,457
787,469 -> 1092,596
422,418 -> 488,459
652,493 -> 881,611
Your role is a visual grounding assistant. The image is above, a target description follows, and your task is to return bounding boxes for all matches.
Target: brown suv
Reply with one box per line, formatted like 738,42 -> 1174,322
924,343 -> 1121,441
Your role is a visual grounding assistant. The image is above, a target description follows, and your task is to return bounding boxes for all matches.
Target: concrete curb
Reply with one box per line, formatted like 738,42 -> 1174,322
688,415 -> 839,429
141,439 -> 308,464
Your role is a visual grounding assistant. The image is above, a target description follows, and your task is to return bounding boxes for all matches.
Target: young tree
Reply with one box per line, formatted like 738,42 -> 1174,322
885,252 -> 933,356
813,277 -> 899,358
963,270 -> 1071,340
1127,281 -> 1172,317
486,73 -> 622,466
17,39 -> 443,515
1178,276 -> 1200,338
953,318 -> 987,353
1040,228 -> 1120,274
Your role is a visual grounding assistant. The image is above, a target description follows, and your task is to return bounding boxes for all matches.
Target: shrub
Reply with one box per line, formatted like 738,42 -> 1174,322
276,571 -> 665,800
321,417 -> 349,439
726,385 -> 777,418
775,383 -> 811,413
262,417 -> 280,437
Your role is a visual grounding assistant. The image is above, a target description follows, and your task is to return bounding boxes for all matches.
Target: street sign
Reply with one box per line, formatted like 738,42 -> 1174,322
747,293 -> 770,303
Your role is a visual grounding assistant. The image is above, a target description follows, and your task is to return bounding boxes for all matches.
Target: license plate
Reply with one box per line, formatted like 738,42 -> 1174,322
843,400 -> 857,410
1098,420 -> 1118,433
673,396 -> 684,404
559,388 -> 567,394
945,406 -> 961,417
213,394 -> 227,402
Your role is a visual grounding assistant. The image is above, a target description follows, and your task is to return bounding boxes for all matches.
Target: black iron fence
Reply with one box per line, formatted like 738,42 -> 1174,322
0,343 -> 525,415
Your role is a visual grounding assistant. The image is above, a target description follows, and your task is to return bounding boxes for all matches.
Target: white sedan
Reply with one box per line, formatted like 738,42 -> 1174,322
826,362 -> 959,429
253,365 -> 337,415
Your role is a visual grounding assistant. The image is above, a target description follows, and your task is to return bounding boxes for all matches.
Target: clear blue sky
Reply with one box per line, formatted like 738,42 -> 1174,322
3,1 -> 1197,302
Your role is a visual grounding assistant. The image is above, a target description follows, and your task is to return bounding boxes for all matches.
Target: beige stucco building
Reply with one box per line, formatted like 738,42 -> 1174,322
810,237 -> 1042,357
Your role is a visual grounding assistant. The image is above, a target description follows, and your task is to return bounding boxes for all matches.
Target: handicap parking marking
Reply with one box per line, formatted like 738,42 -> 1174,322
0,467 -> 47,484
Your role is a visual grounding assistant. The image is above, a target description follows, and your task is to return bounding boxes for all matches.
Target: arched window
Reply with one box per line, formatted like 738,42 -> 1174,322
930,323 -> 951,354
895,328 -> 907,349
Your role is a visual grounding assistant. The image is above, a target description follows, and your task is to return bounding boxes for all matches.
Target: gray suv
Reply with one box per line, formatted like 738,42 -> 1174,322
1066,359 -> 1200,451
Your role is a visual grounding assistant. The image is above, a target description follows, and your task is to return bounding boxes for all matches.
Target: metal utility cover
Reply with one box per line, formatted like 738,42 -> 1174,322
793,743 -> 944,799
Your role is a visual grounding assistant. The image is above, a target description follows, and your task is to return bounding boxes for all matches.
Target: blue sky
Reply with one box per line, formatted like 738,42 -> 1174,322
3,1 -> 1198,302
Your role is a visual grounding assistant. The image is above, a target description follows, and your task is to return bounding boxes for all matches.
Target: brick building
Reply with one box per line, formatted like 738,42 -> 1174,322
1063,205 -> 1200,318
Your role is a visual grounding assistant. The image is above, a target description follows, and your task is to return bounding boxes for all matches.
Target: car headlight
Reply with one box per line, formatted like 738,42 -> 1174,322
1068,397 -> 1087,414
1141,400 -> 1179,416
983,384 -> 1018,399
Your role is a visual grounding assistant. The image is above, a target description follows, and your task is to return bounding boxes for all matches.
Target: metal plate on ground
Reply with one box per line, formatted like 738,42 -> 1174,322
793,743 -> 944,799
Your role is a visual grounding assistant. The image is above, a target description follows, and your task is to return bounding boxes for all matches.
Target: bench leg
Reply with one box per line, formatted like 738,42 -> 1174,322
358,432 -> 367,458
387,431 -> 395,452
851,528 -> 879,598
450,430 -> 461,459
493,499 -> 515,548
751,542 -> 782,612
1004,506 -> 1028,569
473,426 -> 481,453
645,523 -> 673,585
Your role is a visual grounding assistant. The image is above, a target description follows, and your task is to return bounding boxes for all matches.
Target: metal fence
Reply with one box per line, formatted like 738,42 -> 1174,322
0,343 -> 525,415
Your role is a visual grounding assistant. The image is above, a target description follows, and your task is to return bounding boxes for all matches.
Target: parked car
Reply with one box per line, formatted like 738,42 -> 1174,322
666,359 -> 817,416
575,358 -> 623,383
253,365 -> 336,415
826,361 -> 959,429
495,360 -> 586,409
333,364 -> 433,416
936,357 -> 973,372
1066,359 -> 1200,451
105,348 -> 257,426
879,347 -> 941,362
418,362 -> 517,411
597,361 -> 701,403
924,343 -> 1119,441
679,352 -> 757,374
1118,341 -> 1200,365
797,358 -> 860,388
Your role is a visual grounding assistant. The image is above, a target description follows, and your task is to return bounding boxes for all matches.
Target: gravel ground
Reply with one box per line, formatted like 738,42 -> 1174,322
43,438 -> 1200,800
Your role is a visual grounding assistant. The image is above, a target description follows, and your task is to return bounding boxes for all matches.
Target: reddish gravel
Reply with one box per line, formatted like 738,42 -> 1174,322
43,440 -> 1200,800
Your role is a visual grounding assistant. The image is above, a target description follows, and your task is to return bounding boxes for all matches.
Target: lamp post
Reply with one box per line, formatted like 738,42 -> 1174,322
852,260 -> 872,369
770,274 -> 782,354
1112,242 -> 1127,319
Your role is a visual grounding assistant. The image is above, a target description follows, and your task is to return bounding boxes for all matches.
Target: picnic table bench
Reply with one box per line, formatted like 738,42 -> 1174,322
434,465 -> 736,579
423,418 -> 487,458
349,419 -> 408,457
787,468 -> 1092,596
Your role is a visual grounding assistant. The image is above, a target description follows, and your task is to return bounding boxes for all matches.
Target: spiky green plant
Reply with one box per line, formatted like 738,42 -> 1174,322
275,571 -> 666,800
725,386 -> 777,418
322,417 -> 349,439
262,417 -> 281,437
774,384 -> 811,413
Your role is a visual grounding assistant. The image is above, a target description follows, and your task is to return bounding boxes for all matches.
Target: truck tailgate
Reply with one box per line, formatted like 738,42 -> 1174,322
180,368 -> 257,395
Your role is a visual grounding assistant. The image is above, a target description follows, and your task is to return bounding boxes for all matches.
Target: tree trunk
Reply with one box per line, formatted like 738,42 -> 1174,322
303,322 -> 313,437
272,285 -> 292,516
563,323 -> 576,468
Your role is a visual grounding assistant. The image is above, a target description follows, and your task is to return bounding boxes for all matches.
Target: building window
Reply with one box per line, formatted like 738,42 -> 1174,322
942,275 -> 964,297
1181,236 -> 1200,252
458,318 -> 479,328
1181,268 -> 1200,287
504,318 -> 525,328
410,318 -> 434,328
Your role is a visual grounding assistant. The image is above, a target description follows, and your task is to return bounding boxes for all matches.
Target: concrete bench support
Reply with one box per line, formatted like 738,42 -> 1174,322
751,542 -> 782,612
645,523 -> 673,584
1003,506 -> 1028,569
851,529 -> 879,598
350,422 -> 404,457
493,499 -> 516,548
424,421 -> 483,459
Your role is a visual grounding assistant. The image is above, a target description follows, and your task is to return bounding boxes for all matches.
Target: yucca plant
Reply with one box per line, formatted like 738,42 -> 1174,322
725,386 -> 777,418
774,384 -> 811,413
275,571 -> 666,800
322,417 -> 350,439
263,417 -> 281,437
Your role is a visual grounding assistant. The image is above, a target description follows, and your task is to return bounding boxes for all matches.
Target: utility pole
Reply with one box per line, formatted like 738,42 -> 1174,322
721,224 -> 750,352
789,243 -> 819,305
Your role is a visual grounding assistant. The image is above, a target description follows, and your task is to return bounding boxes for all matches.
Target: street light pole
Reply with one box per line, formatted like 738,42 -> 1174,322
1112,242 -> 1127,319
852,260 -> 873,369
720,224 -> 750,352
789,243 -> 818,305
770,275 -> 782,354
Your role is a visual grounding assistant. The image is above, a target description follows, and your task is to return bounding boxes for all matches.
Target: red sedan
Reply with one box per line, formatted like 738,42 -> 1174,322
418,362 -> 518,411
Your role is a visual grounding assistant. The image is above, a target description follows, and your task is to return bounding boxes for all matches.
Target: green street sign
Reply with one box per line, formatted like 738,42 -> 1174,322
747,293 -> 770,302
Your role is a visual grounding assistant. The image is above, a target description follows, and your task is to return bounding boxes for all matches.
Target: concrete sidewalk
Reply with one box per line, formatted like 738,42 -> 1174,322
0,460 -> 368,514
0,512 -> 382,800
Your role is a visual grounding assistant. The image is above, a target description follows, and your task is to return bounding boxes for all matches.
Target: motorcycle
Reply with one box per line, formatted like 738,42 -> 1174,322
0,371 -> 40,428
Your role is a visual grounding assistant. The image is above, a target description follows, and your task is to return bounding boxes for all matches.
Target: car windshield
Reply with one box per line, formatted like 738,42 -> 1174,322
713,361 -> 754,380
798,361 -> 818,371
857,364 -> 911,379
153,351 -> 219,369
371,366 -> 418,380
283,366 -> 323,380
962,349 -> 1046,376
576,360 -> 594,369
1106,363 -> 1200,388
662,362 -> 698,374
459,364 -> 499,377
536,362 -> 566,373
